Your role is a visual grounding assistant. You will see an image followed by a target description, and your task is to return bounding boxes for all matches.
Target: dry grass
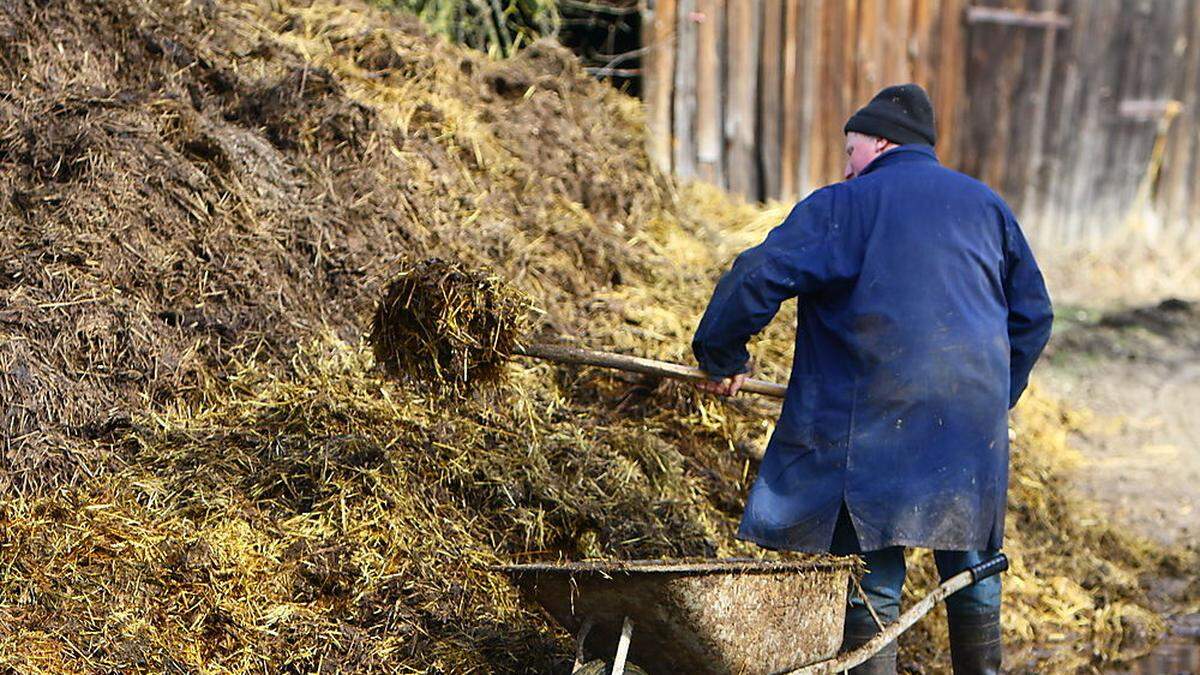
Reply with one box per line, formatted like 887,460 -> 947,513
4,336 -> 776,671
1037,235 -> 1200,310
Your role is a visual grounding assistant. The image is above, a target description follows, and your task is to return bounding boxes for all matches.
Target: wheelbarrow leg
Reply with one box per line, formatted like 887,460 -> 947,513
571,618 -> 595,673
612,616 -> 634,675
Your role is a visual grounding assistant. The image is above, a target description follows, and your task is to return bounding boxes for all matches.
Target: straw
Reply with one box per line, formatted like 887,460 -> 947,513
370,258 -> 529,391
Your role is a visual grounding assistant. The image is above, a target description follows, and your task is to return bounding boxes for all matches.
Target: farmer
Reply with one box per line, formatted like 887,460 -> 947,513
691,84 -> 1053,674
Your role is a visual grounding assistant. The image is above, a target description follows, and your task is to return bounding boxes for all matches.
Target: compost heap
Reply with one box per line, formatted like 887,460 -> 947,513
0,0 -> 1190,671
369,258 -> 530,392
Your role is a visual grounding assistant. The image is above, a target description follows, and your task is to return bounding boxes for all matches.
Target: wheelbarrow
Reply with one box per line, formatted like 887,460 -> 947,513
497,553 -> 1008,674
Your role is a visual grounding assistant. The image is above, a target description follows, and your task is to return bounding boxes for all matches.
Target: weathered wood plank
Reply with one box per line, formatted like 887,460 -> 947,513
855,0 -> 884,103
966,5 -> 1070,29
1062,0 -> 1122,246
642,0 -> 677,172
672,0 -> 699,178
882,0 -> 912,85
807,0 -> 855,186
1159,0 -> 1200,231
725,0 -> 762,197
1018,0 -> 1062,228
795,0 -> 822,196
932,0 -> 964,168
779,0 -> 803,198
1103,0 -> 1160,238
1046,0 -> 1095,244
961,0 -> 1029,192
639,0 -> 1198,246
839,0 -> 859,170
757,0 -> 785,199
910,0 -> 936,88
1115,0 -> 1191,242
695,0 -> 725,185
1005,0 -> 1045,202
833,0 -> 853,182
810,0 -> 840,187
982,0 -> 1056,214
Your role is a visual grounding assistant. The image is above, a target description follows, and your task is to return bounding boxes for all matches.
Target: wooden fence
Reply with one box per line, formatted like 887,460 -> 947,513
639,0 -> 1200,247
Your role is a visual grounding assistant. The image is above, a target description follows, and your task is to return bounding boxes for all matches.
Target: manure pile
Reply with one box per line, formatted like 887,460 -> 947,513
0,0 -> 1190,671
370,258 -> 529,391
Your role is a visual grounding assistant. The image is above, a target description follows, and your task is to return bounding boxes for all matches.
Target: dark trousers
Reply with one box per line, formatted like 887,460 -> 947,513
832,505 -> 1002,624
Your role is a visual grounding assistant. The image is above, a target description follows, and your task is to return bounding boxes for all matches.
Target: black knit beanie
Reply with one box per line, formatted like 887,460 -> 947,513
843,84 -> 936,147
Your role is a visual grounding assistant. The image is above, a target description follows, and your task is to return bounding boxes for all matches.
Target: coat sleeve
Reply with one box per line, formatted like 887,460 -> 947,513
692,187 -> 858,378
1002,210 -> 1054,408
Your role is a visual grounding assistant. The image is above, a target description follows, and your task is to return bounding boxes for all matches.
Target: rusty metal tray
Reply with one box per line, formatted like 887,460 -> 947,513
497,557 -> 857,675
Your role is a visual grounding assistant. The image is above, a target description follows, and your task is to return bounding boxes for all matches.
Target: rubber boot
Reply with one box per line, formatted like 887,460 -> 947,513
840,612 -> 898,675
947,611 -> 1002,675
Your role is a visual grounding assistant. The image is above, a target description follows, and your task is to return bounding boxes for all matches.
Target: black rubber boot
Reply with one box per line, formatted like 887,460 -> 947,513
840,612 -> 898,675
947,611 -> 1002,675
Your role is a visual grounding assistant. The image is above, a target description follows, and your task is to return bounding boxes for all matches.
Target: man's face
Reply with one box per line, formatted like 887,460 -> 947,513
844,132 -> 893,179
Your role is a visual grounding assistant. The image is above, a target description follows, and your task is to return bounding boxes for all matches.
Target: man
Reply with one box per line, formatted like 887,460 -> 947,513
692,84 -> 1053,674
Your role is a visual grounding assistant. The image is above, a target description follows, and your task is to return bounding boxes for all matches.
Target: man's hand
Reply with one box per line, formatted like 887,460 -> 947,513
694,372 -> 749,397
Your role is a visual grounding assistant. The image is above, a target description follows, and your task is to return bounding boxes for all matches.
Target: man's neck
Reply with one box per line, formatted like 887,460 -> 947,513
860,145 -> 900,175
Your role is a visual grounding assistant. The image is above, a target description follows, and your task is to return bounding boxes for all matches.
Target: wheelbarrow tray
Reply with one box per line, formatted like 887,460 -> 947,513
498,557 -> 857,675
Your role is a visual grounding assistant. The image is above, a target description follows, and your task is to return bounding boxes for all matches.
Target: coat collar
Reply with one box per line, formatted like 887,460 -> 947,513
858,144 -> 939,177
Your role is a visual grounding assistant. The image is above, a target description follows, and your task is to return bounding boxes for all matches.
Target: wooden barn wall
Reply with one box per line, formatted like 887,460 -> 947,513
639,0 -> 1200,247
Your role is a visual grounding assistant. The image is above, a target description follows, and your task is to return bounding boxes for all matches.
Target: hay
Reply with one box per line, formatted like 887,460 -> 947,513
1,333 -> 783,671
0,0 -> 663,495
370,258 -> 528,390
0,0 -> 1192,671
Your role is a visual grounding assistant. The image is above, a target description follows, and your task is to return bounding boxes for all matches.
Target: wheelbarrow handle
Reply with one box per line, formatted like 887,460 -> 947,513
784,553 -> 1009,675
968,552 -> 1009,584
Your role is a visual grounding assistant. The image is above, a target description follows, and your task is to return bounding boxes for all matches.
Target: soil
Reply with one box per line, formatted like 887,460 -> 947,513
1040,298 -> 1200,547
1017,300 -> 1200,673
1104,613 -> 1200,674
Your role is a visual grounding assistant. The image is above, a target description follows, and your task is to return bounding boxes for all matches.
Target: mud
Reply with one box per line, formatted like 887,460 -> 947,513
1043,298 -> 1200,545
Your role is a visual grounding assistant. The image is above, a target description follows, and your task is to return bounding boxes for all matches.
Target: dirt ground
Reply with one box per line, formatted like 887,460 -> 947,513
1040,298 -> 1200,547
1036,298 -> 1200,672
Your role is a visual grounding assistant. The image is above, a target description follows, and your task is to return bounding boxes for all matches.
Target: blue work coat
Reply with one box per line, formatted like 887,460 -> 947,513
692,145 -> 1053,553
